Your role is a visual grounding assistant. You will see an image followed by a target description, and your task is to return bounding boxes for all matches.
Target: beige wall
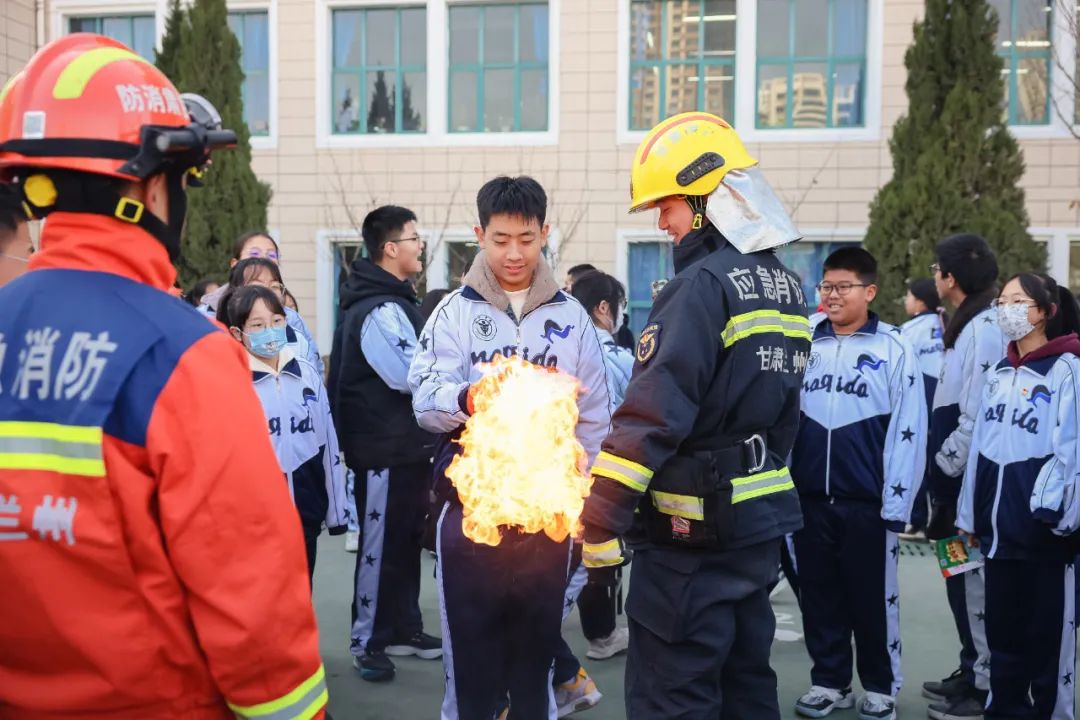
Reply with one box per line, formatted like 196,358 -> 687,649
1,0 -> 36,85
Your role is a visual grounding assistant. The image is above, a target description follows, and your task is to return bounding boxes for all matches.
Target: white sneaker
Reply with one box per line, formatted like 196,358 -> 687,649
795,686 -> 855,718
554,667 -> 602,717
857,692 -> 896,720
344,531 -> 359,553
585,627 -> 629,660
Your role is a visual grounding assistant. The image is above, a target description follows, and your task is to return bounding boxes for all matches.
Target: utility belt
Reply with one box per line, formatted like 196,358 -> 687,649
641,434 -> 793,549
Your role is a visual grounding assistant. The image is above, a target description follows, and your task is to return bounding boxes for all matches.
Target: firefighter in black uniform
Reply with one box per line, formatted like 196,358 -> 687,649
580,112 -> 810,719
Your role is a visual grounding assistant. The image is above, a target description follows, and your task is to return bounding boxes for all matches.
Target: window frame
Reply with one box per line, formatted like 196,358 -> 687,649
315,0 -> 561,148
66,13 -> 158,59
228,7 -> 275,141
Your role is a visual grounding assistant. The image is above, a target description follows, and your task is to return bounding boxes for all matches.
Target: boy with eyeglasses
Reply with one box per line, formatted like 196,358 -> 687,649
790,247 -> 927,720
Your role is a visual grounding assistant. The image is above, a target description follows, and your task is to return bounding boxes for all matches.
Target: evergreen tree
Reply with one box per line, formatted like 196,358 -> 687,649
159,0 -> 272,288
367,70 -> 394,133
155,0 -> 185,83
401,77 -> 421,131
864,0 -> 1043,323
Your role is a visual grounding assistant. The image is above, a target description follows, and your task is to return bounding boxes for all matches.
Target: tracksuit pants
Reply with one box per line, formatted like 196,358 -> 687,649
945,566 -> 991,692
350,462 -> 430,655
794,498 -> 902,697
984,558 -> 1076,719
552,544 -> 622,685
625,541 -> 782,720
437,502 -> 572,720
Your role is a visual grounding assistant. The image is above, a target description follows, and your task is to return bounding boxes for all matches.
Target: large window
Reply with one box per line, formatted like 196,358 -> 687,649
228,11 -> 271,137
629,0 -> 736,131
776,239 -> 861,306
448,2 -> 550,132
989,0 -> 1052,125
332,7 -> 427,134
627,241 -> 675,335
68,15 -> 155,60
755,0 -> 867,129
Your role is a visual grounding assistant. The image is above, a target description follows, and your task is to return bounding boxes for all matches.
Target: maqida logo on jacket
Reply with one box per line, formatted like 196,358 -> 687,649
542,319 -> 574,343
854,353 -> 886,373
1024,384 -> 1053,406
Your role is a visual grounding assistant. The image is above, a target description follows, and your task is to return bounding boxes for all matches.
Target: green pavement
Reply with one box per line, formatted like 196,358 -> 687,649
311,538 -> 975,719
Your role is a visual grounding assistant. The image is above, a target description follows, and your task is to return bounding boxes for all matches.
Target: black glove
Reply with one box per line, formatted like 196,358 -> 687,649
926,499 -> 957,541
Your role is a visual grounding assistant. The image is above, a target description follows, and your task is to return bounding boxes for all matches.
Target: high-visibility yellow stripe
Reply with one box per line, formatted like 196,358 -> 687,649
733,479 -> 795,503
583,538 -> 623,568
593,466 -> 648,493
0,421 -> 102,444
53,47 -> 150,100
0,453 -> 105,477
228,665 -> 327,720
650,490 -> 705,520
722,310 -> 811,348
591,451 -> 653,493
731,468 -> 795,504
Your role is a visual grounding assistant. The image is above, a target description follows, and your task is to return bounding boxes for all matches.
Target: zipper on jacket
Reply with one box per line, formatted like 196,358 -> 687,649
988,368 -> 1018,558
825,336 -> 844,501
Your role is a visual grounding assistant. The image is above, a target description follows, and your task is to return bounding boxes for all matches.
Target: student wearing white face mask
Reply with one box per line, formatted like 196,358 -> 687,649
957,272 -> 1080,720
219,285 -> 348,584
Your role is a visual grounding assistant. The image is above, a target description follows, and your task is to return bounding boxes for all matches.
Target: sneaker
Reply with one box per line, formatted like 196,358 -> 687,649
928,696 -> 984,720
923,668 -> 970,703
352,650 -> 395,682
555,667 -> 602,717
795,686 -> 855,718
899,525 -> 928,542
386,631 -> 442,660
344,531 -> 359,553
586,627 -> 629,660
858,692 -> 896,720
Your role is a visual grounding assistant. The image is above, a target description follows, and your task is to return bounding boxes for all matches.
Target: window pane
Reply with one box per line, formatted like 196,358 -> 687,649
334,11 -> 362,67
776,241 -> 859,304
334,74 -> 361,133
448,242 -> 480,289
702,0 -> 736,58
756,64 -> 788,127
247,73 -> 270,135
1015,0 -> 1051,45
520,5 -> 549,63
630,1 -> 663,61
794,0 -> 829,56
703,64 -> 734,119
366,9 -> 395,66
629,243 -> 662,303
401,8 -> 426,66
988,0 -> 1012,45
832,0 -> 868,56
833,62 -> 864,126
367,70 -> 395,132
630,66 -> 661,130
244,13 -> 269,71
131,16 -> 156,60
402,71 -> 426,131
664,0 -> 701,60
450,7 -> 480,65
1015,56 -> 1048,123
664,64 -> 700,116
450,70 -> 478,131
521,68 -> 548,130
792,63 -> 828,127
69,17 -> 99,33
757,0 -> 790,57
228,14 -> 241,39
102,17 -> 133,48
485,6 -> 516,64
483,68 -> 515,131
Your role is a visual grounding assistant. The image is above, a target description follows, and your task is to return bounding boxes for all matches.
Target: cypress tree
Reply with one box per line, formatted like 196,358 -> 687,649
158,0 -> 272,288
155,0 -> 185,83
864,0 -> 1044,323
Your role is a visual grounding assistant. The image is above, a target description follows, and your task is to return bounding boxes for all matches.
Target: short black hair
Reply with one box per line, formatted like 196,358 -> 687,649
476,175 -> 547,229
232,230 -> 279,260
184,278 -> 220,307
229,257 -> 284,288
823,247 -> 878,285
566,264 -> 597,285
362,205 -> 418,263
0,184 -> 26,238
571,271 -> 626,321
420,288 -> 449,320
908,278 -> 940,312
936,234 -> 998,295
218,285 -> 285,329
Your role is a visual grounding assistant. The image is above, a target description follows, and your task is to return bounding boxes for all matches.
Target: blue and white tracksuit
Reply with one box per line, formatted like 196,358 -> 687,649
409,275 -> 610,720
790,314 -> 927,697
901,311 -> 945,529
250,350 -> 348,580
957,349 -> 1080,719
199,300 -> 324,377
932,306 -> 1007,692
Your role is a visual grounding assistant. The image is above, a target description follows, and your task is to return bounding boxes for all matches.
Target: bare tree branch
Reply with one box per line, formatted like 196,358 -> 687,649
788,145 -> 838,215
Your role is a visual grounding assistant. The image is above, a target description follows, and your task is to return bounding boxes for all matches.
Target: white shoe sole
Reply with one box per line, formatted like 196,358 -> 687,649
795,695 -> 855,718
585,644 -> 628,661
858,707 -> 896,720
385,644 -> 442,660
557,690 -> 602,718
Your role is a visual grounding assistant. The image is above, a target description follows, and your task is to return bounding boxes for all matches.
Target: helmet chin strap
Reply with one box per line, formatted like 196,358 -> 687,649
683,194 -> 708,231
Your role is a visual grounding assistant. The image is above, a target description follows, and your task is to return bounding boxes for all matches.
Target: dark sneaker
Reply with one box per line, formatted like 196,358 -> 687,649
352,650 -> 395,682
795,686 -> 855,717
928,696 -> 984,720
386,631 -> 442,660
923,668 -> 969,703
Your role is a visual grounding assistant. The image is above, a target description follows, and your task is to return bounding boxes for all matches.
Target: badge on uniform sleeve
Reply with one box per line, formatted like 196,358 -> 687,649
636,322 -> 661,364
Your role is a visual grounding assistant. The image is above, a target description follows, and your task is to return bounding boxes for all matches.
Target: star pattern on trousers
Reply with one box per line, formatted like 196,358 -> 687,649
887,594 -> 899,607
889,639 -> 900,653
360,594 -> 372,608
891,483 -> 907,498
368,509 -> 382,522
365,553 -> 377,566
908,374 -> 916,387
890,543 -> 900,559
396,337 -> 410,351
901,428 -> 915,442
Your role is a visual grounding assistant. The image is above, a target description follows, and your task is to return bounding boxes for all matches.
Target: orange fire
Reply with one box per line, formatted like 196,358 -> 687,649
447,355 -> 593,547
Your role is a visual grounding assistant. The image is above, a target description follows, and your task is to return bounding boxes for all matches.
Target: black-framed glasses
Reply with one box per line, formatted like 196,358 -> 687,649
816,282 -> 869,296
387,235 -> 422,244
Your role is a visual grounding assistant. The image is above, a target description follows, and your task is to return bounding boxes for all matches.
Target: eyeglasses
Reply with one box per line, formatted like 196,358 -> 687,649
246,248 -> 280,261
242,315 -> 288,333
816,282 -> 869,296
248,279 -> 287,295
991,297 -> 1037,309
387,235 -> 422,244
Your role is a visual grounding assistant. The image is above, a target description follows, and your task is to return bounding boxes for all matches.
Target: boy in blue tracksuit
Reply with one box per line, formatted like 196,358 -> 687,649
958,272 -> 1080,720
408,176 -> 610,720
791,248 -> 927,720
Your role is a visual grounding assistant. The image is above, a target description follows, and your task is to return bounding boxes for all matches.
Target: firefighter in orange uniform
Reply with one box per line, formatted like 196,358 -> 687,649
0,35 -> 328,720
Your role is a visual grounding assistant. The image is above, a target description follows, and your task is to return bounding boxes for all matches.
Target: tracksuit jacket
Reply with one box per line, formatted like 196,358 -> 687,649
900,311 -> 945,410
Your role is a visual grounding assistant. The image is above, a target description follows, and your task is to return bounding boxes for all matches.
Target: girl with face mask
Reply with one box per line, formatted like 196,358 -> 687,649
219,285 -> 348,584
956,272 -> 1080,720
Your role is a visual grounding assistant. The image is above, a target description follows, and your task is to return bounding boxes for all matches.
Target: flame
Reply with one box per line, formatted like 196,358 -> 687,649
447,355 -> 593,547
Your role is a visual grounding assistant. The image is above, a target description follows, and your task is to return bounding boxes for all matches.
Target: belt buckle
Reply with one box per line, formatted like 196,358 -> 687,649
743,434 -> 766,473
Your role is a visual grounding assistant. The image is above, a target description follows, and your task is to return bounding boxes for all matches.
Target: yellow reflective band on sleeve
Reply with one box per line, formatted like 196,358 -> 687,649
583,538 -> 623,568
591,451 -> 653,493
731,468 -> 795,504
228,665 -> 328,720
0,421 -> 105,477
721,311 -> 811,349
650,490 -> 705,520
53,47 -> 151,100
